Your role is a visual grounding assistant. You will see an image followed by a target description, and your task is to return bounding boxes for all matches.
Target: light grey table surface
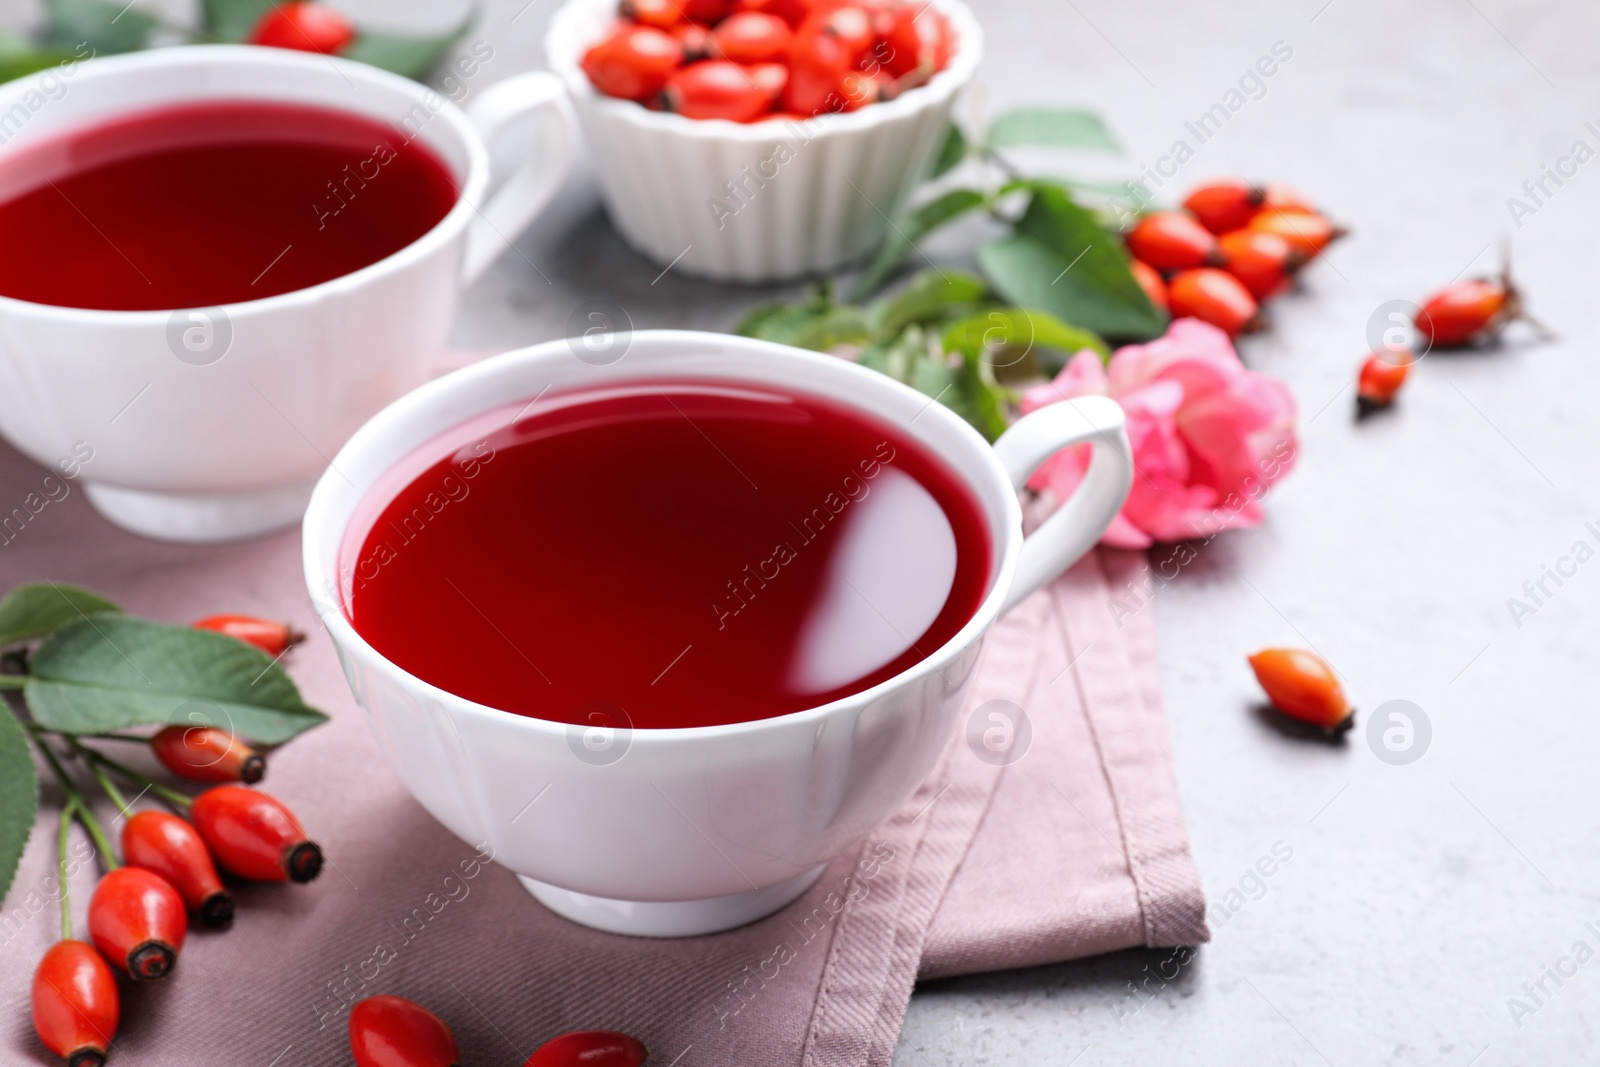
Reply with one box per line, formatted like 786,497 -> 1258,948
5,0 -> 1599,1063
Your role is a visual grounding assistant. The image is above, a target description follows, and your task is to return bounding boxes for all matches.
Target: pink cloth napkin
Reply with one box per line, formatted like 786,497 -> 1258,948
0,440 -> 1206,1067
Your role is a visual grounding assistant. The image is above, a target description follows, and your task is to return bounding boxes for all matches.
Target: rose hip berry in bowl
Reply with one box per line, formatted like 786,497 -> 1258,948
547,0 -> 982,282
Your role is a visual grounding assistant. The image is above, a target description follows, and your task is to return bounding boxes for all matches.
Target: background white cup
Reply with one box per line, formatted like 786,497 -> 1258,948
0,45 -> 575,543
302,330 -> 1132,937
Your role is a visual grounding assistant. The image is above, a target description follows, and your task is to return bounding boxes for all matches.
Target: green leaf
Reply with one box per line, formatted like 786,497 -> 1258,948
0,584 -> 119,648
987,107 -> 1120,153
0,41 -> 84,84
341,19 -> 471,81
944,307 -> 1108,384
791,305 -> 873,351
0,709 -> 37,905
201,0 -> 273,41
929,121 -> 966,179
979,184 -> 1165,340
736,302 -> 831,347
39,0 -> 157,54
944,307 -> 1109,363
25,617 -> 327,745
851,188 -> 988,300
870,268 -> 989,338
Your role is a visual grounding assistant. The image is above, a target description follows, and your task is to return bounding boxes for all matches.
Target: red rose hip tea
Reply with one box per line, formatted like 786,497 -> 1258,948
0,100 -> 457,310
341,382 -> 993,729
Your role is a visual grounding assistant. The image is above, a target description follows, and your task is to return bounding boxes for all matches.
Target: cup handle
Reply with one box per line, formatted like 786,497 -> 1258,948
991,395 -> 1134,613
460,71 -> 577,286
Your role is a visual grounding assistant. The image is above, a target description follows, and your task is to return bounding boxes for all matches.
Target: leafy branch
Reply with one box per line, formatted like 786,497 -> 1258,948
746,106 -> 1164,443
0,582 -> 326,904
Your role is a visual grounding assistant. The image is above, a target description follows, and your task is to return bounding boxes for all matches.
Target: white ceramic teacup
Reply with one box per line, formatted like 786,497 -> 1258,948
0,45 -> 575,543
302,330 -> 1132,937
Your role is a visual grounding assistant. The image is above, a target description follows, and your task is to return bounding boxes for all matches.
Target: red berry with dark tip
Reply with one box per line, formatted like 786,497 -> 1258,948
191,786 -> 323,884
1183,178 -> 1265,235
581,25 -> 684,102
1167,268 -> 1260,337
122,811 -> 233,929
1125,211 -> 1221,272
192,613 -> 304,656
32,940 -> 118,1067
89,867 -> 187,981
152,725 -> 265,784
1217,229 -> 1305,300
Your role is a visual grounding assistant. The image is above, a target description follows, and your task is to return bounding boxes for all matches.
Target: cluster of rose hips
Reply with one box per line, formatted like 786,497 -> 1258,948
349,994 -> 647,1067
582,0 -> 954,123
1123,178 -> 1347,339
1354,269 -> 1550,413
30,616 -> 320,1067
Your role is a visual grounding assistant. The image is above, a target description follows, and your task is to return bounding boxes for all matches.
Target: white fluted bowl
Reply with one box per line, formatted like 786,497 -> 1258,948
546,0 -> 982,283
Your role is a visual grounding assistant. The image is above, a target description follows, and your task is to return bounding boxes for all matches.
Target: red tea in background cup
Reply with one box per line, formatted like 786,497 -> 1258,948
0,100 -> 457,310
340,381 -> 993,729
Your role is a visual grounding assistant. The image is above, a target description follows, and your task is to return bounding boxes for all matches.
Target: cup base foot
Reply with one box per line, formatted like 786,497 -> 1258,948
518,865 -> 826,937
84,480 -> 315,543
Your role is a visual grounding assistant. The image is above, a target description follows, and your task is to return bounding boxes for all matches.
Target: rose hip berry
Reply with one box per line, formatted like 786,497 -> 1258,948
619,0 -> 684,29
88,867 -> 187,980
710,11 -> 792,63
802,4 -> 875,58
581,25 -> 684,102
1167,268 -> 1260,337
1130,259 -> 1168,311
524,1030 -> 649,1067
151,724 -> 265,785
247,2 -> 356,54
881,5 -> 952,78
1246,209 -> 1344,259
191,786 -> 323,883
1414,275 -> 1549,348
660,60 -> 775,121
1183,178 -> 1265,235
192,614 -> 304,657
121,811 -> 233,929
349,996 -> 461,1067
1125,212 -> 1221,272
784,29 -> 855,114
1248,648 -> 1352,732
1217,229 -> 1304,300
682,0 -> 736,23
1357,350 -> 1413,414
32,940 -> 118,1067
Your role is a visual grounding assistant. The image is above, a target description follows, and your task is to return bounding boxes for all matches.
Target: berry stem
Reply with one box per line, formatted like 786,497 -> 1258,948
57,800 -> 76,941
84,748 -> 192,810
0,674 -> 25,689
32,737 -> 119,870
72,738 -> 132,816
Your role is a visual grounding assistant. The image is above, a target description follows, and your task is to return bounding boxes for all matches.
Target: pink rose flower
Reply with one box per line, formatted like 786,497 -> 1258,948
1020,318 -> 1298,549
